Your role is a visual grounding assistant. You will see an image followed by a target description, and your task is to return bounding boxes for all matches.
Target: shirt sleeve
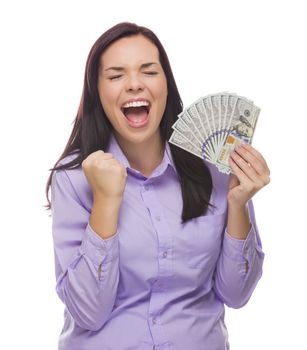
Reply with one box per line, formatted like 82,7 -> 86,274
51,168 -> 120,331
213,199 -> 265,309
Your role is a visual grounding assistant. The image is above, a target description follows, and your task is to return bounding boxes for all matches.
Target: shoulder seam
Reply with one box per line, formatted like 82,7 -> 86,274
57,166 -> 85,209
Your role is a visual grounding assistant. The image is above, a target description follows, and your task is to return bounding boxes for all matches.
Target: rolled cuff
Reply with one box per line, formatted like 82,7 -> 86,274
223,224 -> 265,262
79,222 -> 119,267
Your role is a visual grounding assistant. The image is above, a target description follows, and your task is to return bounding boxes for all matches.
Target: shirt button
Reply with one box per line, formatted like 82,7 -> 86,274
155,215 -> 161,221
152,318 -> 157,325
144,185 -> 149,191
162,251 -> 167,258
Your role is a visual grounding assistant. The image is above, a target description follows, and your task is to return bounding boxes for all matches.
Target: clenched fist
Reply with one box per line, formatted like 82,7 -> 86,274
82,150 -> 127,200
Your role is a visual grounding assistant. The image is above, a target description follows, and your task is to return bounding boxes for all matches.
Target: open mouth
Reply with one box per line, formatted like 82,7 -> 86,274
121,103 -> 151,126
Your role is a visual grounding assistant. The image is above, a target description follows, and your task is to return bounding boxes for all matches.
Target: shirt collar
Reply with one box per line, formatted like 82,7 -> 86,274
107,133 -> 177,177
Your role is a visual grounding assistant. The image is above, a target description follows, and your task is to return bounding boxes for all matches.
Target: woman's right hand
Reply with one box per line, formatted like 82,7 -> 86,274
82,150 -> 127,200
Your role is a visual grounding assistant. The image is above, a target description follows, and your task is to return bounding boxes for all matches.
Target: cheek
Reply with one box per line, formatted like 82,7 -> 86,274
156,80 -> 168,107
99,85 -> 117,113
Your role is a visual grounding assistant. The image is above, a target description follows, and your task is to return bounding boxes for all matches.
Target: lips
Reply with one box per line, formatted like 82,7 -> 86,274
121,105 -> 150,117
120,99 -> 151,128
120,98 -> 151,114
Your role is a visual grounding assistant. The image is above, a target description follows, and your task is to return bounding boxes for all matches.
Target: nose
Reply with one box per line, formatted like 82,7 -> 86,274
125,73 -> 144,92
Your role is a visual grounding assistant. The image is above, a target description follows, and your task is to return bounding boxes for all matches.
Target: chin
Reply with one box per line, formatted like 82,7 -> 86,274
127,133 -> 154,144
121,129 -> 160,145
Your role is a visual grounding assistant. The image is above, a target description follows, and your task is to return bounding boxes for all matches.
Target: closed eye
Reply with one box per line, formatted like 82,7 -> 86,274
144,71 -> 158,75
109,75 -> 122,80
108,71 -> 158,80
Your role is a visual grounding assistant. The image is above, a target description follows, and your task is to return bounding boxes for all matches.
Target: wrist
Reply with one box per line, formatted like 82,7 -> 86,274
227,199 -> 248,211
90,195 -> 122,240
227,201 -> 250,240
93,193 -> 123,207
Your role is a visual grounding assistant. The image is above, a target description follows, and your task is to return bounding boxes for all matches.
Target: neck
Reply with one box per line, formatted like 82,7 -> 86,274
115,132 -> 165,177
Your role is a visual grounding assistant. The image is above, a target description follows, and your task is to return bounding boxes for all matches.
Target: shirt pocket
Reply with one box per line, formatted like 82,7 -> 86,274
178,212 -> 226,269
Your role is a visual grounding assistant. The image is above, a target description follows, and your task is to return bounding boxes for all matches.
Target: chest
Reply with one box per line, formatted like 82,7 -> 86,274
117,175 -> 227,274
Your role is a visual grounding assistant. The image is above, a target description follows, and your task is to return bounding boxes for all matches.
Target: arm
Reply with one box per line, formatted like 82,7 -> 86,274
214,143 -> 270,308
213,200 -> 265,308
51,168 -> 120,331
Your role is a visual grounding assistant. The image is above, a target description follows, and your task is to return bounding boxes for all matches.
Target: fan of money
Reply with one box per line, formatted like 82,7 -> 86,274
169,92 -> 260,174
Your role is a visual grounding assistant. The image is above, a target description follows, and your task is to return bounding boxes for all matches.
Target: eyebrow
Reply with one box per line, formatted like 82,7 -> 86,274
104,62 -> 159,72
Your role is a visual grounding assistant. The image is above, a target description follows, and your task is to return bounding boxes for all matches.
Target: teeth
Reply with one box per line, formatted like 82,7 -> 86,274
122,100 -> 149,108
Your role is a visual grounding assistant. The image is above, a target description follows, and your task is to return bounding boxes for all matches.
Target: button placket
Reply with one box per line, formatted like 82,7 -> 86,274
97,262 -> 103,280
142,179 -> 173,347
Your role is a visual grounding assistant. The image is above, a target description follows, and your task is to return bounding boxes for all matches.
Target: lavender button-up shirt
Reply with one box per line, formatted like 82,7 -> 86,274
51,134 -> 264,350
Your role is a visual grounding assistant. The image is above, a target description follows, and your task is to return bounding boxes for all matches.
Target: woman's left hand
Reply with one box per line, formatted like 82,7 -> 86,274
228,143 -> 270,207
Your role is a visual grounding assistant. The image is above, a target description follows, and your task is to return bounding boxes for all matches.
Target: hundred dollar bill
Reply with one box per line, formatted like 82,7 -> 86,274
210,94 -> 222,147
178,110 -> 203,145
169,92 -> 260,174
220,93 -> 229,138
194,98 -> 215,157
169,130 -> 203,159
172,118 -> 212,159
202,95 -> 219,151
213,94 -> 238,159
216,98 -> 260,168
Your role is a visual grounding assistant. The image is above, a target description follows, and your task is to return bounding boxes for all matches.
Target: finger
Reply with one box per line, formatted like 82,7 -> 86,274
106,158 -> 123,166
101,152 -> 114,160
230,149 -> 271,189
228,157 -> 251,184
234,145 -> 267,176
230,150 -> 262,184
241,144 -> 270,175
85,150 -> 107,161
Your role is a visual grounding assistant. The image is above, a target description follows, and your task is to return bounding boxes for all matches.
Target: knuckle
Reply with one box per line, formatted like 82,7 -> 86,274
251,184 -> 258,192
244,183 -> 254,192
240,149 -> 248,157
116,164 -> 125,174
255,183 -> 262,191
103,152 -> 113,157
264,176 -> 271,185
101,155 -> 112,162
81,159 -> 88,169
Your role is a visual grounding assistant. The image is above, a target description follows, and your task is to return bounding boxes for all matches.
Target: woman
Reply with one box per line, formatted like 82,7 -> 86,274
45,22 -> 270,350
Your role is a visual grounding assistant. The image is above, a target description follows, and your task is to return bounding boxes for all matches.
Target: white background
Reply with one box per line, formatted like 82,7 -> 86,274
1,0 -> 306,349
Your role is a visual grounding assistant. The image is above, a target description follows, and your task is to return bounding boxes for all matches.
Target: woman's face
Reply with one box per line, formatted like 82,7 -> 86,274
97,34 -> 168,147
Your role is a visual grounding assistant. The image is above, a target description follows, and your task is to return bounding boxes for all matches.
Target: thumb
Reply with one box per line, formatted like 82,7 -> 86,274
228,173 -> 239,190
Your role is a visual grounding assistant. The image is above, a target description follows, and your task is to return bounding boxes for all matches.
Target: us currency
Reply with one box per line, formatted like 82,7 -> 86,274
169,130 -> 203,159
202,96 -> 218,151
172,118 -> 212,159
185,103 -> 216,158
178,110 -> 204,144
193,98 -> 215,157
216,97 -> 259,167
220,93 -> 229,134
216,94 -> 239,157
210,94 -> 222,149
169,92 -> 260,175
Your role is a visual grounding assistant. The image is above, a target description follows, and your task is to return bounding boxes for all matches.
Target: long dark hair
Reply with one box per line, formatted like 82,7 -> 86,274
45,22 -> 213,223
